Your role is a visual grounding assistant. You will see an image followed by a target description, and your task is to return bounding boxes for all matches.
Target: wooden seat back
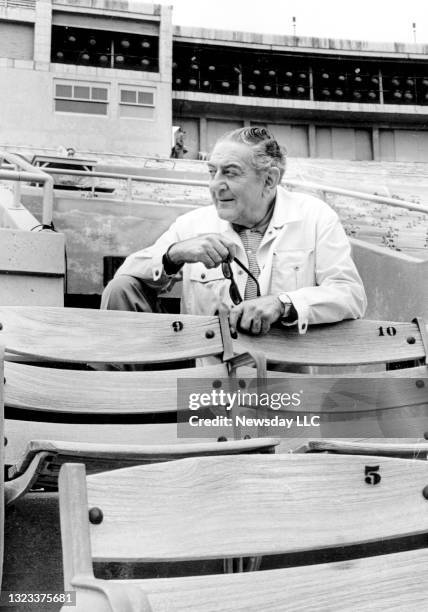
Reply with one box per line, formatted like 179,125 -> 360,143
0,307 -> 233,364
302,439 -> 428,459
59,453 -> 428,588
235,317 -> 428,366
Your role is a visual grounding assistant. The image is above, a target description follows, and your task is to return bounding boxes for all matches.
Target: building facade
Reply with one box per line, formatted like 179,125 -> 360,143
0,0 -> 173,156
1,0 -> 428,161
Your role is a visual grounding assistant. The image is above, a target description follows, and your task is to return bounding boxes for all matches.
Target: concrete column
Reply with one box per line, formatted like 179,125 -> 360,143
159,4 -> 173,80
372,127 -> 380,161
199,117 -> 207,154
308,123 -> 317,157
158,4 -> 173,156
34,0 -> 52,65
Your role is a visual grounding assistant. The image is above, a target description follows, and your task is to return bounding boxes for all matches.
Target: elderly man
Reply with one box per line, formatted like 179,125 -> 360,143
102,127 -> 366,335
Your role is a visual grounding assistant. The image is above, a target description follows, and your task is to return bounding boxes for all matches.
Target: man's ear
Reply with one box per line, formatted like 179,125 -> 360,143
264,167 -> 281,189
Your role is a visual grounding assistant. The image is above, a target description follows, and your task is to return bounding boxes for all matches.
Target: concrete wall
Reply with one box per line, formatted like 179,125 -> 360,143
0,61 -> 172,156
351,238 -> 428,322
173,112 -> 428,163
0,187 -> 65,305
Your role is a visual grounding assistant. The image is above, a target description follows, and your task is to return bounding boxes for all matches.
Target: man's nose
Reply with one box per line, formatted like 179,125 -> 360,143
210,172 -> 228,194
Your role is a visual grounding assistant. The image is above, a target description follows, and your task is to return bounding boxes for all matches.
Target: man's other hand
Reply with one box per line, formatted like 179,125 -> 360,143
229,295 -> 283,336
168,234 -> 236,269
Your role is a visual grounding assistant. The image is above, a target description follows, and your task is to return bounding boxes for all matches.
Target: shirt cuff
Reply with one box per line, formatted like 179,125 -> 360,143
162,244 -> 184,276
280,293 -> 309,334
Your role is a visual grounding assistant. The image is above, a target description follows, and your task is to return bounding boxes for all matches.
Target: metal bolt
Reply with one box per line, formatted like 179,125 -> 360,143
238,379 -> 246,389
89,507 -> 104,525
422,486 -> 428,500
407,336 -> 416,344
217,436 -> 228,442
416,380 -> 425,388
205,330 -> 215,339
212,379 -> 221,388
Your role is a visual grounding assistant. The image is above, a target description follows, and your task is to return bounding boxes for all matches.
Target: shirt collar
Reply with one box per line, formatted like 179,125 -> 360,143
231,195 -> 276,236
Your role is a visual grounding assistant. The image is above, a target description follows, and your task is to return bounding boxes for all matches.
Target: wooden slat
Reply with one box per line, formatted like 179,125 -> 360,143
8,437 -> 279,488
97,548 -> 428,611
4,362 -> 230,415
0,307 -> 225,363
81,454 -> 428,562
235,319 -> 427,365
306,439 -> 428,458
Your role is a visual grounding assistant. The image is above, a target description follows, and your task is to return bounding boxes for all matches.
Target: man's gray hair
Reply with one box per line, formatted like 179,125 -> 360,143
219,126 -> 287,179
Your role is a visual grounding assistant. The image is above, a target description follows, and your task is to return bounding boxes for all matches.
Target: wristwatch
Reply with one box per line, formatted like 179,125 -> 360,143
278,292 -> 293,318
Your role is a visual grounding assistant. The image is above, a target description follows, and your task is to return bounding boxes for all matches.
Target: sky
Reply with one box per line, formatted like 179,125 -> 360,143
158,0 -> 428,45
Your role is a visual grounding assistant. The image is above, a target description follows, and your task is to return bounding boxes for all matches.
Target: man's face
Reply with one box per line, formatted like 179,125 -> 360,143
207,140 -> 272,227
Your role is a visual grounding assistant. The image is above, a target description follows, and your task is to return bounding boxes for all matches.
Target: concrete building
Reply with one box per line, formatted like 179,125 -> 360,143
1,0 -> 428,161
0,0 -> 173,156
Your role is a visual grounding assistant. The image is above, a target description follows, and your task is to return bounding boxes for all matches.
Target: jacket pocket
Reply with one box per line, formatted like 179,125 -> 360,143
187,263 -> 229,314
270,248 -> 314,294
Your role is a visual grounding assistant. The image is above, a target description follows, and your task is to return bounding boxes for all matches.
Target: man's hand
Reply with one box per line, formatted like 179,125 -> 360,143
168,234 -> 236,269
229,295 -> 283,336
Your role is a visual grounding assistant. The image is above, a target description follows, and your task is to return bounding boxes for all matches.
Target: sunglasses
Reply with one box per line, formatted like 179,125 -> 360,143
221,257 -> 261,305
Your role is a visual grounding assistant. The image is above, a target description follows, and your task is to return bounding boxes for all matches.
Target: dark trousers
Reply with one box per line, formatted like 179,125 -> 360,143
101,275 -> 166,313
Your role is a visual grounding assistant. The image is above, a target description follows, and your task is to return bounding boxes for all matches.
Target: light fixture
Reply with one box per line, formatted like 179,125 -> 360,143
142,40 -> 151,48
68,35 -> 76,43
141,58 -> 150,67
121,40 -> 130,49
81,53 -> 90,62
115,55 -> 124,63
89,37 -> 97,46
56,51 -> 64,60
99,54 -> 108,64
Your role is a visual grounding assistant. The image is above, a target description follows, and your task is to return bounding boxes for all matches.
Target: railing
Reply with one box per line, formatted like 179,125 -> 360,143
0,152 -> 54,227
36,166 -> 428,215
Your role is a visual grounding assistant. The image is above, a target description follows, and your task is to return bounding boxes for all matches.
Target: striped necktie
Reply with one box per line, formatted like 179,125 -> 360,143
239,228 -> 263,300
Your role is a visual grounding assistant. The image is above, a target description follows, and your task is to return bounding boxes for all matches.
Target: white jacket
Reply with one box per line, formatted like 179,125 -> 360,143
116,186 -> 367,333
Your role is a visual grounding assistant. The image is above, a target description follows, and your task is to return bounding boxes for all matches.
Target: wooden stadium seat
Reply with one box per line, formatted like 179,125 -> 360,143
234,318 -> 428,441
299,438 -> 428,459
0,307 -> 276,506
5,437 -> 278,506
235,317 -> 428,368
58,454 -> 428,611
